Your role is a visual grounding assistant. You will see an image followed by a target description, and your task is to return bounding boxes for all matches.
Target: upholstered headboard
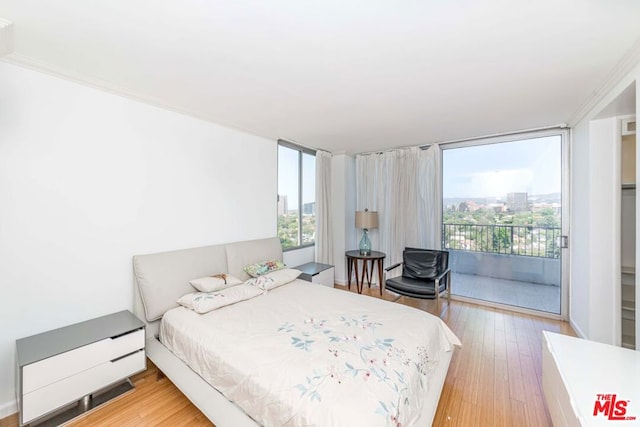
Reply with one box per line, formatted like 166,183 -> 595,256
133,236 -> 283,336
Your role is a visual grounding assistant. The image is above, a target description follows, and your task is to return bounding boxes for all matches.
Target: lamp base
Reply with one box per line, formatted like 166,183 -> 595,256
359,229 -> 371,256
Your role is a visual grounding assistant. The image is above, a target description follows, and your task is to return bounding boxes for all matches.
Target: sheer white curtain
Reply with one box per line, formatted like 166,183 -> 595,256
355,145 -> 441,274
315,150 -> 333,264
419,144 -> 442,249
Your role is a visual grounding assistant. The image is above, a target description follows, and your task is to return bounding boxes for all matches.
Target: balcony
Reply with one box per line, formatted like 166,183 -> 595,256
443,224 -> 561,314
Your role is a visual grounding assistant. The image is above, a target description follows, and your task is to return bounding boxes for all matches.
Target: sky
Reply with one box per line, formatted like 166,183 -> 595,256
278,135 -> 562,205
443,135 -> 562,199
278,145 -> 315,206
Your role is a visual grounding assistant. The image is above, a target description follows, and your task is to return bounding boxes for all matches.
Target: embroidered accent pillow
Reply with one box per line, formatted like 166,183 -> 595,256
243,260 -> 286,277
189,273 -> 242,292
177,284 -> 262,314
246,268 -> 301,291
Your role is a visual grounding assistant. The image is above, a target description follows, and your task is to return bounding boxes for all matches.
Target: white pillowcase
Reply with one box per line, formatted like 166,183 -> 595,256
189,274 -> 242,292
177,284 -> 262,314
245,268 -> 301,291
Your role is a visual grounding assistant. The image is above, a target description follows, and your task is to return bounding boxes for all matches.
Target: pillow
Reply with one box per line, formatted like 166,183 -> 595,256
189,273 -> 242,292
177,284 -> 262,314
243,260 -> 286,277
246,268 -> 301,291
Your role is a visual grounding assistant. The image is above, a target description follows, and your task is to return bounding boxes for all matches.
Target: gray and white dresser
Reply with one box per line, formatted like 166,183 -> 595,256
16,310 -> 145,426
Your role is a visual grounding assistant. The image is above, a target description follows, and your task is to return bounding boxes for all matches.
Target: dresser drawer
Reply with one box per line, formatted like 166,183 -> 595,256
23,328 -> 144,394
22,349 -> 145,424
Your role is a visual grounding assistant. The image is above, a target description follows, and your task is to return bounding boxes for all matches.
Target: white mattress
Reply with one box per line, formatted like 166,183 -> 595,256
160,280 -> 461,427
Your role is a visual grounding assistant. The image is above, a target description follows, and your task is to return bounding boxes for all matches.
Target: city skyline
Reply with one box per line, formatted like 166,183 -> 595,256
444,190 -> 561,205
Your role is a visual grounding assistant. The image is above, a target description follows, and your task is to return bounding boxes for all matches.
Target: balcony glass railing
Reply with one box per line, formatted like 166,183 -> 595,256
443,223 -> 561,259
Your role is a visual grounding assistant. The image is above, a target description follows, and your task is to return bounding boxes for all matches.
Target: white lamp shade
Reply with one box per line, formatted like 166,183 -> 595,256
355,210 -> 378,229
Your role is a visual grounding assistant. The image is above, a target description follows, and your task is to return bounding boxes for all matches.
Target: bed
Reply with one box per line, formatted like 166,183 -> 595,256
133,237 -> 461,427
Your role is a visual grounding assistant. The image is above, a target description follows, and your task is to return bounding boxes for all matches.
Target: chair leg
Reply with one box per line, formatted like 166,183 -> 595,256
435,278 -> 441,315
447,270 -> 451,305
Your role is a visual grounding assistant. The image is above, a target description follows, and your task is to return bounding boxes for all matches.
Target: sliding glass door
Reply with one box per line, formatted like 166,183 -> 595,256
442,131 -> 567,315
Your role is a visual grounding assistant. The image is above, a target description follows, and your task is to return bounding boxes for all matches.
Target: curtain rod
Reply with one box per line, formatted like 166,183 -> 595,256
425,123 -> 568,146
357,123 -> 568,156
277,138 -> 317,155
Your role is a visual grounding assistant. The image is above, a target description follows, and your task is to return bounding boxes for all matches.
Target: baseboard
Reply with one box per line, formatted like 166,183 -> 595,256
569,319 -> 586,339
0,399 -> 17,419
450,295 -> 563,320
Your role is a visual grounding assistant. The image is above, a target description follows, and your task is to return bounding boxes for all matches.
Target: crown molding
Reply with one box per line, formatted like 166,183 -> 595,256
568,37 -> 640,127
0,18 -> 13,56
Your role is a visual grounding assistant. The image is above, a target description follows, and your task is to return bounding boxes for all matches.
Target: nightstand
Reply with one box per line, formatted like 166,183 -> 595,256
345,250 -> 386,295
295,262 -> 335,287
16,310 -> 145,426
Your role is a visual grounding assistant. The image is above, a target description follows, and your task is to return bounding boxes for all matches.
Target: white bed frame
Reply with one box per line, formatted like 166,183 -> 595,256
132,237 -> 453,427
143,336 -> 258,426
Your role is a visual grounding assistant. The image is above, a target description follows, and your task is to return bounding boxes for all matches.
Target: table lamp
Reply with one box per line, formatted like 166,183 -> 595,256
355,209 -> 378,255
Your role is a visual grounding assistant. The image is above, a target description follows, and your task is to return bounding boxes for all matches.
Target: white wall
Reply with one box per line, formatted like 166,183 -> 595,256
588,117 -> 619,343
570,123 -> 591,339
0,62 -> 276,415
570,63 -> 640,344
283,246 -> 314,267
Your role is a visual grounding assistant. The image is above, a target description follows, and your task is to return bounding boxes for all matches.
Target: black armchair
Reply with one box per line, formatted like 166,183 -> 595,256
384,248 -> 451,312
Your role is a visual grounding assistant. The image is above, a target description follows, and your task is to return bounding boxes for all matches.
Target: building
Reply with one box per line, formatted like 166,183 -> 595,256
277,194 -> 288,216
506,192 -> 528,212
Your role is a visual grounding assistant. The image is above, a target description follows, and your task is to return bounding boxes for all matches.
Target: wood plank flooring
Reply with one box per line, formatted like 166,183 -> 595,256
1,284 -> 575,427
0,360 -> 212,427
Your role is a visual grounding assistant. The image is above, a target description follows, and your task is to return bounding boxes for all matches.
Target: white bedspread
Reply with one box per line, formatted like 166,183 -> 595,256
160,280 -> 461,427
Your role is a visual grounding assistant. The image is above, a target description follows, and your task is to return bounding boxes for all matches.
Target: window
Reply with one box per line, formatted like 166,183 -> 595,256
277,140 -> 316,250
442,131 -> 566,314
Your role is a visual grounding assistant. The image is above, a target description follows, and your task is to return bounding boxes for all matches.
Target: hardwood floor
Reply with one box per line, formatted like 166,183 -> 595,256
343,284 -> 575,426
66,363 -> 213,427
0,284 -> 575,427
0,361 -> 212,427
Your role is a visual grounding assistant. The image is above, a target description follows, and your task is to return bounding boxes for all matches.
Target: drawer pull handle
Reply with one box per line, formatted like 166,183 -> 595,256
110,349 -> 142,363
110,328 -> 143,340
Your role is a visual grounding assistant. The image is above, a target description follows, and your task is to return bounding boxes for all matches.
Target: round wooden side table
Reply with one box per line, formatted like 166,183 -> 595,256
345,250 -> 386,295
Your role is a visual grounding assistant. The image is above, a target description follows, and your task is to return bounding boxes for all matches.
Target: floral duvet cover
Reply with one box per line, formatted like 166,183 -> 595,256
160,280 -> 461,427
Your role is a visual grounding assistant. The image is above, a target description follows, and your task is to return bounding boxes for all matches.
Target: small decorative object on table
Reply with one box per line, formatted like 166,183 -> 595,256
355,208 -> 378,255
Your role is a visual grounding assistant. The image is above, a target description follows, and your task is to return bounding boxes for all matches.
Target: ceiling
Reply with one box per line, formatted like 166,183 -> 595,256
1,1 -> 640,154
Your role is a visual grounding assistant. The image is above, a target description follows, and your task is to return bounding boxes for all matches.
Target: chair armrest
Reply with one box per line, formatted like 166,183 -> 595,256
385,262 -> 402,272
434,268 -> 451,282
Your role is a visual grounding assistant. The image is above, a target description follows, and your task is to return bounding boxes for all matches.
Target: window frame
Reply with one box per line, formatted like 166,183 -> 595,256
439,127 -> 570,319
277,139 -> 316,251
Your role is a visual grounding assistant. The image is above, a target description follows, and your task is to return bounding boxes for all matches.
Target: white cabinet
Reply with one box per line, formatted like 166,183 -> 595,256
295,262 -> 335,287
542,331 -> 640,426
16,310 -> 145,426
